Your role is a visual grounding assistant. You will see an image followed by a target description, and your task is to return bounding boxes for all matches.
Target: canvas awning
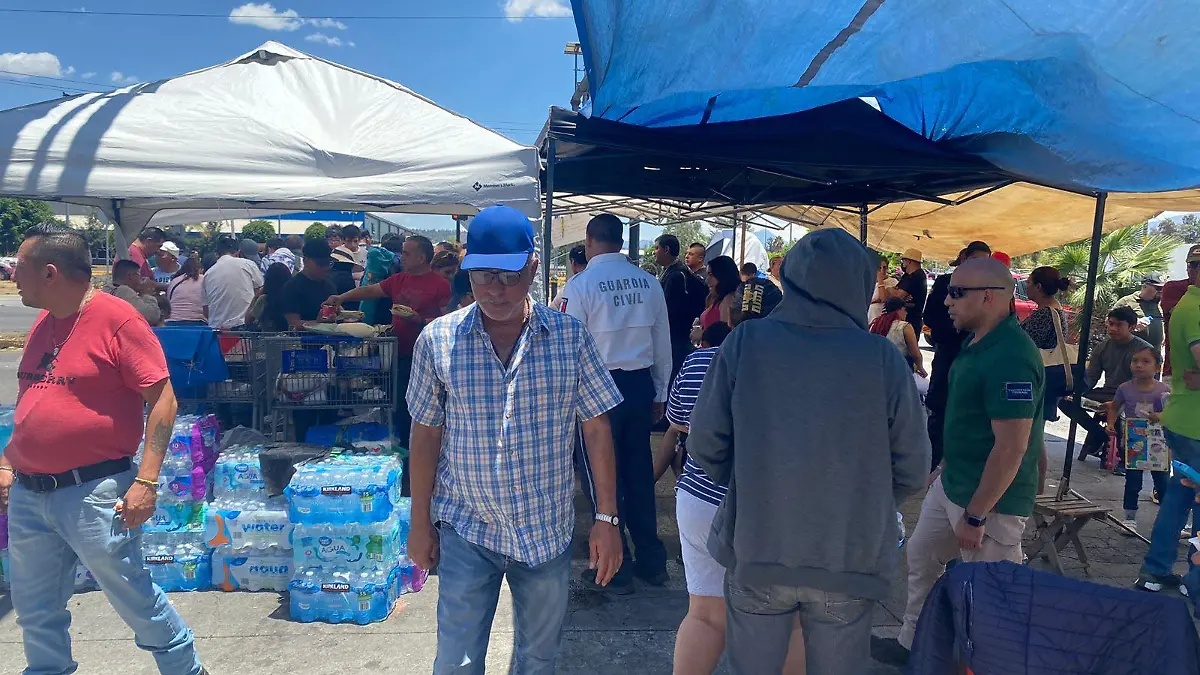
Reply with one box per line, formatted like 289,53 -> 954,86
0,41 -> 540,244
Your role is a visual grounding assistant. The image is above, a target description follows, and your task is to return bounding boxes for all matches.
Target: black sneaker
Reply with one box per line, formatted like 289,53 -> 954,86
1153,489 -> 1161,505
870,636 -> 910,666
635,567 -> 669,586
582,569 -> 633,595
1135,573 -> 1184,593
1113,466 -> 1126,476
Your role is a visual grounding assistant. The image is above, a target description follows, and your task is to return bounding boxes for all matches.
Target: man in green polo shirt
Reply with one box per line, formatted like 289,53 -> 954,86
1138,244 -> 1200,593
895,258 -> 1044,652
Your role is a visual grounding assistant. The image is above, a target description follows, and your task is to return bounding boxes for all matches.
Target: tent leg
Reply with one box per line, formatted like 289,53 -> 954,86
110,199 -> 129,262
542,139 -> 556,304
629,221 -> 641,264
859,203 -> 868,245
1058,192 -> 1107,499
739,214 -> 748,267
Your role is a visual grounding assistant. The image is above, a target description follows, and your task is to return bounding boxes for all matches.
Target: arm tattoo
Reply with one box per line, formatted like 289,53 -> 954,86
146,419 -> 171,457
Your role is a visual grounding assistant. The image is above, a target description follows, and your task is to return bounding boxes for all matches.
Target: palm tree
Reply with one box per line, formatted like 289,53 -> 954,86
1038,224 -> 1180,342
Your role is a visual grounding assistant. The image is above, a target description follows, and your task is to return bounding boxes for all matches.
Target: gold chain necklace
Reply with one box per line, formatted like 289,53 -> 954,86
49,287 -> 95,359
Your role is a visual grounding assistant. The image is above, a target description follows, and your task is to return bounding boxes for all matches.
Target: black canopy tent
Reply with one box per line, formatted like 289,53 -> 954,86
540,98 -> 1116,502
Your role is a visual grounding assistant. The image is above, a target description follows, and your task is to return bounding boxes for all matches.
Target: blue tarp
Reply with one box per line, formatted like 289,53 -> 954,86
571,1 -> 1200,193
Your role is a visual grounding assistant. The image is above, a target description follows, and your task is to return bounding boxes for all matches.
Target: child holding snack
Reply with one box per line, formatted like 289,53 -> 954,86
1108,344 -> 1171,531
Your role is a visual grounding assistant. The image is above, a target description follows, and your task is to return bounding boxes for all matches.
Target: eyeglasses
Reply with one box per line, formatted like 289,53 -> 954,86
947,285 -> 1006,299
469,269 -> 526,287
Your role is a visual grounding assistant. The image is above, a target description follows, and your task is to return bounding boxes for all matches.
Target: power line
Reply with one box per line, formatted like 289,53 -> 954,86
0,8 -> 571,20
0,69 -> 113,91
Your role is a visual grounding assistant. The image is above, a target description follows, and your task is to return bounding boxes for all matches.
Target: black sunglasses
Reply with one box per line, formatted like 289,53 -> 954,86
469,269 -> 526,287
947,285 -> 1006,299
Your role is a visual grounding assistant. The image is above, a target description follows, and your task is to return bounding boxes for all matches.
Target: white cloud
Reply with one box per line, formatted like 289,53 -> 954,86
229,3 -> 348,31
110,71 -> 139,85
0,52 -> 64,77
304,33 -> 344,47
81,71 -> 96,79
502,0 -> 571,21
64,66 -> 76,76
309,17 -> 347,30
228,2 -> 303,31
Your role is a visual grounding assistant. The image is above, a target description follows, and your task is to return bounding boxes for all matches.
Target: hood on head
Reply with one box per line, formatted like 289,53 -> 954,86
777,229 -> 875,329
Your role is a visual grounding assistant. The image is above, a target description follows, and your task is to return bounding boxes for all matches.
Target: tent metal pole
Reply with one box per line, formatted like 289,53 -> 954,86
542,139 -> 556,304
628,220 -> 641,264
1058,191 -> 1107,499
859,203 -> 868,245
739,214 -> 748,267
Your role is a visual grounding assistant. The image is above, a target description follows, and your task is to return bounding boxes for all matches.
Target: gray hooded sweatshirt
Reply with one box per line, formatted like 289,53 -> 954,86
687,229 -> 930,601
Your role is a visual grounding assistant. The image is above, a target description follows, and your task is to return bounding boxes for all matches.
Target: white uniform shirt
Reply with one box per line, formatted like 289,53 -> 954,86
560,252 -> 673,402
203,255 -> 264,329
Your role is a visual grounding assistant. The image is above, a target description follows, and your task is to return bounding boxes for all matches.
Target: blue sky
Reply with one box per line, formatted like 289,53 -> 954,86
0,0 -> 580,146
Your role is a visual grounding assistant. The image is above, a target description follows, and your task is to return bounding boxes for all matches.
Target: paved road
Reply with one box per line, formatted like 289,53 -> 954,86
0,296 -> 38,335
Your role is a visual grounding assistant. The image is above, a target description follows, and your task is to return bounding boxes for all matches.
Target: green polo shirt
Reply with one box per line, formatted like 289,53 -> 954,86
1162,286 -> 1200,440
941,314 -> 1045,517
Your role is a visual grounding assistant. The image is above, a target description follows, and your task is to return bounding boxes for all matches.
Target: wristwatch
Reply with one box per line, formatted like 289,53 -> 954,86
595,513 -> 620,527
964,512 -> 987,528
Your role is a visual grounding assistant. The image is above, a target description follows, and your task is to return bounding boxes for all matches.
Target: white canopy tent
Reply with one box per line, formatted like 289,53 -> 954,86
0,41 -> 540,249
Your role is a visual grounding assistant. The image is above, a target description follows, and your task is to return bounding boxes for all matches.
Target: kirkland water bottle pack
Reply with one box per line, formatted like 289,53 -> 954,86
286,455 -> 403,525
212,545 -> 293,592
288,566 -> 399,625
142,530 -> 212,592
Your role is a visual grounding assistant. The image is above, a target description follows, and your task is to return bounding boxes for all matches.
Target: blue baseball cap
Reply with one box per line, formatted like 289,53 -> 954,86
460,205 -> 536,272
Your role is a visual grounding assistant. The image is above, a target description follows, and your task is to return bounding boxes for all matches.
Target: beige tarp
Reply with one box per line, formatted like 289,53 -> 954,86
544,184 -> 1200,259
766,184 -> 1200,263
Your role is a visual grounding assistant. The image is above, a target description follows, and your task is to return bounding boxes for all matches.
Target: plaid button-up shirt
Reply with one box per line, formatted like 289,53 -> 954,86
407,301 -> 623,566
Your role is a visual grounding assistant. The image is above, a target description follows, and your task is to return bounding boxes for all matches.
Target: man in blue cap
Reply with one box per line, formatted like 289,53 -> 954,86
405,205 -> 625,674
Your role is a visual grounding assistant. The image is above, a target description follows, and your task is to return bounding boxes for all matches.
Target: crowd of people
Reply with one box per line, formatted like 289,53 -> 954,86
1,206 -> 1199,674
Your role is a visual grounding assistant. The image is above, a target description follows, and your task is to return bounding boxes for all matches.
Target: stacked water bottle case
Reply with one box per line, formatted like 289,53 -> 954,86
138,414 -> 221,592
204,446 -> 294,592
285,455 -> 426,624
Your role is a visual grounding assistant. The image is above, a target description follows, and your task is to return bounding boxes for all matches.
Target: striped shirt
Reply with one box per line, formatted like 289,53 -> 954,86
667,347 -> 726,506
407,301 -> 623,565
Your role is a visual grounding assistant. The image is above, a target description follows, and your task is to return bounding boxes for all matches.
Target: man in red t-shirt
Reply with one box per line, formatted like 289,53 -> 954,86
326,234 -> 450,483
128,226 -> 167,291
0,225 -> 206,675
1162,250 -> 1199,376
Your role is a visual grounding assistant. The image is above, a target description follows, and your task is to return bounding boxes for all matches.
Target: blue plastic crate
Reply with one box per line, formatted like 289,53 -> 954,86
281,349 -> 330,374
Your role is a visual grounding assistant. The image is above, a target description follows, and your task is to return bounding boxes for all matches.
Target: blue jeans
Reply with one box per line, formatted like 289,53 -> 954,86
1142,430 -> 1200,578
1123,469 -> 1168,513
8,469 -> 201,675
724,575 -> 875,675
433,524 -> 571,675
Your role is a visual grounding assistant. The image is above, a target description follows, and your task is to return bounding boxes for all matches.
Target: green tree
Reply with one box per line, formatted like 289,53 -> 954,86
1154,213 -> 1200,241
767,235 -> 786,253
1039,224 -> 1179,342
0,198 -> 60,254
241,219 -> 276,243
305,222 -> 327,241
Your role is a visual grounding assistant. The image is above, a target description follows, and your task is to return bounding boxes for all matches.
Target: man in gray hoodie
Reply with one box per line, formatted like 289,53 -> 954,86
688,228 -> 931,675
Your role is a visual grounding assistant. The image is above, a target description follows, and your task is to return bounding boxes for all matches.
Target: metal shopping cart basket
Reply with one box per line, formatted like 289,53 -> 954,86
156,328 -> 269,430
262,333 -> 399,442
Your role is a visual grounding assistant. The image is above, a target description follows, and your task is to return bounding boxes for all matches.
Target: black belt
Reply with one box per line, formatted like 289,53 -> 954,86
15,457 -> 132,493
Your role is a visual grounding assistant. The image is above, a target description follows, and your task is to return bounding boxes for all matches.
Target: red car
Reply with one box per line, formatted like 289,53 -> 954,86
1013,274 -> 1037,322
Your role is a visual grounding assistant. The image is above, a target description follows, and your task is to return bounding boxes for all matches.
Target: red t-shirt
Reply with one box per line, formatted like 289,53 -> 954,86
7,293 -> 169,475
1162,279 -> 1190,377
128,243 -> 153,279
378,271 -> 451,355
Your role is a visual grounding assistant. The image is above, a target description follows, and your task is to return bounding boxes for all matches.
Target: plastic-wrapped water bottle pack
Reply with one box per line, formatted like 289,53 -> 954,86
285,455 -> 422,623
142,530 -> 212,592
285,455 -> 403,525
